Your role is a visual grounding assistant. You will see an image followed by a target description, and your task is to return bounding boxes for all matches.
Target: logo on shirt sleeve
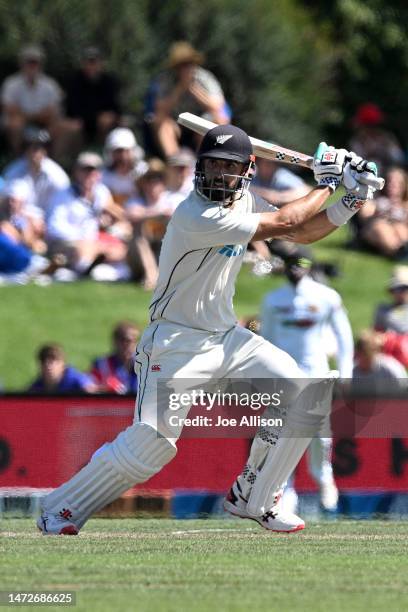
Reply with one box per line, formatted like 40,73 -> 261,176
218,244 -> 244,257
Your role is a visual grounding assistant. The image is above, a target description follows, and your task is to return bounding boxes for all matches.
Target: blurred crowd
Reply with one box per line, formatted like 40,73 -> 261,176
1,39 -> 407,394
27,321 -> 140,395
0,41 -> 407,289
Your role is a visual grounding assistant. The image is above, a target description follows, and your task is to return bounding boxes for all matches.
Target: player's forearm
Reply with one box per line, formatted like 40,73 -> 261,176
285,208 -> 339,244
253,186 -> 331,241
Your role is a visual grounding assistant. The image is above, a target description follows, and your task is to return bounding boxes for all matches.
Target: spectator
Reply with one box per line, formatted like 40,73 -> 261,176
1,45 -> 63,153
28,343 -> 97,393
46,152 -> 128,277
163,147 -> 196,210
349,103 -> 404,176
251,158 -> 310,205
64,46 -> 122,144
353,330 -> 407,392
0,178 -> 58,283
3,126 -> 70,215
357,166 -> 408,258
102,128 -> 147,207
374,266 -> 408,334
150,41 -> 231,158
0,179 -> 45,254
374,329 -> 408,369
90,321 -> 140,394
126,158 -> 171,289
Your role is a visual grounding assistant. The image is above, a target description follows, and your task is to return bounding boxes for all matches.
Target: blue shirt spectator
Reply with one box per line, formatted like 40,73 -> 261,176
0,231 -> 31,273
28,344 -> 97,394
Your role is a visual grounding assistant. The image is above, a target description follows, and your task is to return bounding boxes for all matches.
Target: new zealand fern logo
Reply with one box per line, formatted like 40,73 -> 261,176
215,134 -> 233,145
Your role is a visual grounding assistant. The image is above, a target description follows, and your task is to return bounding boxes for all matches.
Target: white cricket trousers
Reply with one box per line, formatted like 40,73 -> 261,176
134,321 -> 304,437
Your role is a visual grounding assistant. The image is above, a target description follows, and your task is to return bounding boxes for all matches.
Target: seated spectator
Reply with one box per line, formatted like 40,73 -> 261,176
0,179 -> 45,253
163,147 -> 196,210
3,126 -> 70,215
375,330 -> 408,369
90,321 -> 140,394
357,166 -> 408,258
150,41 -> 231,158
1,45 -> 63,153
374,266 -> 408,334
64,46 -> 122,144
352,330 -> 407,393
28,343 -> 97,393
250,159 -> 310,205
46,152 -> 128,276
349,103 -> 404,176
126,158 -> 171,289
102,128 -> 147,206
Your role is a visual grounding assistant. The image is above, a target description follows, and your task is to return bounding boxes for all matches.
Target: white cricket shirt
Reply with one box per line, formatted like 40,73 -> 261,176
260,276 -> 354,377
149,189 -> 273,332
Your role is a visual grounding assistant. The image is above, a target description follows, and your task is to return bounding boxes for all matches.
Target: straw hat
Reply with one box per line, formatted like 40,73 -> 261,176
166,41 -> 204,69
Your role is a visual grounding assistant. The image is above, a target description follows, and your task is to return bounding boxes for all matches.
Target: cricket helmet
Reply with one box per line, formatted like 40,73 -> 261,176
195,124 -> 255,204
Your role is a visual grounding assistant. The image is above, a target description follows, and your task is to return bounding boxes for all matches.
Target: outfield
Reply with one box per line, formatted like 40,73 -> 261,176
0,226 -> 395,390
0,518 -> 407,611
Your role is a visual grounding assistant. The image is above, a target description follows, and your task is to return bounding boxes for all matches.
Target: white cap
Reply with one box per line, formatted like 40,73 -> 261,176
2,179 -> 31,201
105,128 -> 136,150
104,128 -> 144,164
75,151 -> 103,169
389,265 -> 408,290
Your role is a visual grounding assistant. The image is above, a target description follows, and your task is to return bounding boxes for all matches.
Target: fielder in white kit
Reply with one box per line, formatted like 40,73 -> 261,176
37,123 -> 381,535
258,254 -> 354,513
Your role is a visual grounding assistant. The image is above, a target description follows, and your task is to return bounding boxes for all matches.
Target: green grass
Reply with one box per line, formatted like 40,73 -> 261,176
0,228 -> 394,390
1,518 -> 407,611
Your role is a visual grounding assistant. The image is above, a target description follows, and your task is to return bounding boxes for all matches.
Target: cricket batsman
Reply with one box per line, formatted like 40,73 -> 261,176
37,123 -> 382,535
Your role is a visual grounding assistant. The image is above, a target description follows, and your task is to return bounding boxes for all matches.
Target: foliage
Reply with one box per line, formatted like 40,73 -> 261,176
306,0 -> 408,145
0,1 -> 406,148
0,0 -> 336,150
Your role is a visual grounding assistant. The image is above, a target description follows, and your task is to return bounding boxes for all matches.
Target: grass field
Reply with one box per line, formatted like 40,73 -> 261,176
1,518 -> 407,611
0,226 -> 395,390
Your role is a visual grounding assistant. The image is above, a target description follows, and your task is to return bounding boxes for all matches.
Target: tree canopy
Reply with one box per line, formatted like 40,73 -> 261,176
0,0 -> 405,152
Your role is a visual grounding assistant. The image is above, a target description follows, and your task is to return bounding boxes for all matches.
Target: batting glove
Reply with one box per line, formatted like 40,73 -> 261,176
342,156 -> 382,210
313,142 -> 350,192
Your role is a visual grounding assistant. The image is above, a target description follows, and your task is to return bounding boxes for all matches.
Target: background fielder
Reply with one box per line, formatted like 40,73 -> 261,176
259,253 -> 354,513
36,122 -> 382,535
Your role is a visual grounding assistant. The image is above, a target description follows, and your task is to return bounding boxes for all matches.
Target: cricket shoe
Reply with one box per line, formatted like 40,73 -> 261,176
223,482 -> 305,533
36,510 -> 79,536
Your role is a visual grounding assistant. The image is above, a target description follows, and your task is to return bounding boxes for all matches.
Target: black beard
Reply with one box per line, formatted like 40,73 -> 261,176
202,179 -> 227,201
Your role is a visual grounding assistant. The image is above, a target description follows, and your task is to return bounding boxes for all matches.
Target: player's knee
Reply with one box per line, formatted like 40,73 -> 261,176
93,422 -> 177,483
286,378 -> 335,435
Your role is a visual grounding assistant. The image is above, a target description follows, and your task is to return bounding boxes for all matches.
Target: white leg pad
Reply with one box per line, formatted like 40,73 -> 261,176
247,376 -> 336,516
236,424 -> 280,501
247,433 -> 311,516
42,422 -> 176,528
